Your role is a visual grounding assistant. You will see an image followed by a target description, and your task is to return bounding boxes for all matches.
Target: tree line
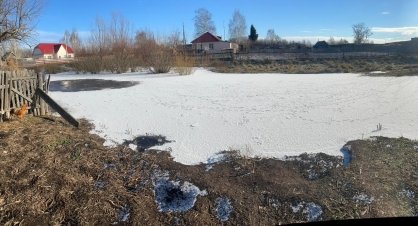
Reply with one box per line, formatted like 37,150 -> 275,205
0,1 -> 375,72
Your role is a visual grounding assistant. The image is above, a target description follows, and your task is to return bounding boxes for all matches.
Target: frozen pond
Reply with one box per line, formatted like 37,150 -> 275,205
50,69 -> 418,165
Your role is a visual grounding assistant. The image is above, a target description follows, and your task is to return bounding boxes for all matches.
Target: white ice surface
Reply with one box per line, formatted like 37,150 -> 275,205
49,69 -> 418,165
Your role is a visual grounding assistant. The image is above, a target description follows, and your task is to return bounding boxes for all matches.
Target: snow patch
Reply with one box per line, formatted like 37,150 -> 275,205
118,206 -> 130,222
369,71 -> 387,74
353,193 -> 374,204
291,201 -> 323,222
153,173 -> 207,213
400,189 -> 415,200
215,197 -> 233,222
340,145 -> 352,166
205,152 -> 228,171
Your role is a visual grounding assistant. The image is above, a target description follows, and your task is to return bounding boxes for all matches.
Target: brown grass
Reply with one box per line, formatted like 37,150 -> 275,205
0,116 -> 416,225
173,54 -> 195,75
213,56 -> 418,76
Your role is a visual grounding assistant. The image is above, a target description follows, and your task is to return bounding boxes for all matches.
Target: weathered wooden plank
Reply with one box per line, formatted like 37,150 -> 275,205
9,76 -> 37,81
35,88 -> 79,127
17,72 -> 24,106
25,78 -> 31,107
37,73 -> 46,115
0,72 -> 4,115
45,74 -> 50,113
4,71 -> 10,118
10,87 -> 33,102
11,71 -> 17,108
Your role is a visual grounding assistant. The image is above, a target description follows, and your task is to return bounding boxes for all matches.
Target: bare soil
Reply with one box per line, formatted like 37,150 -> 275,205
0,116 -> 417,225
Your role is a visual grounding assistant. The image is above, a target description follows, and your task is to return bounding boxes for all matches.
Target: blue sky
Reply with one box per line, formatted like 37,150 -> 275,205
37,0 -> 418,44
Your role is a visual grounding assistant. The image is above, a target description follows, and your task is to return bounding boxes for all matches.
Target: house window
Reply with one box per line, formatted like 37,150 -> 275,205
209,43 -> 214,50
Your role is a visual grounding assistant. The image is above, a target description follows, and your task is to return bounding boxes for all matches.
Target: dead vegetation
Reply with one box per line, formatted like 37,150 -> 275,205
0,116 -> 416,225
213,55 -> 418,76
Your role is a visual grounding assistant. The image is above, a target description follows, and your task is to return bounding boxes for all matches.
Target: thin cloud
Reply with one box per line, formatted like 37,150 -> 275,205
372,27 -> 418,36
37,30 -> 91,43
319,28 -> 335,31
37,30 -> 62,42
381,11 -> 390,15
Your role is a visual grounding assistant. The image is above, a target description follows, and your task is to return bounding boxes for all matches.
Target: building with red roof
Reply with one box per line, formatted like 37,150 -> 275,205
33,43 -> 75,60
191,32 -> 238,54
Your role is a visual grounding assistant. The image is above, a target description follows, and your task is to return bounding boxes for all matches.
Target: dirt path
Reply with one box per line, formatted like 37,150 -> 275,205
0,116 -> 416,225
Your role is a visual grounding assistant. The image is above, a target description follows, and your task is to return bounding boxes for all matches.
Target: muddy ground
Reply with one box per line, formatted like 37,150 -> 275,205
0,116 -> 417,225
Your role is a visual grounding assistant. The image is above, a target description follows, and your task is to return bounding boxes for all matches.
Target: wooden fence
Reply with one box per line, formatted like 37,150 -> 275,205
0,70 -> 49,122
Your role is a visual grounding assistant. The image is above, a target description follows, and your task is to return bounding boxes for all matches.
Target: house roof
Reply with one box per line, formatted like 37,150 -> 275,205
35,43 -> 74,54
313,41 -> 329,48
191,32 -> 222,44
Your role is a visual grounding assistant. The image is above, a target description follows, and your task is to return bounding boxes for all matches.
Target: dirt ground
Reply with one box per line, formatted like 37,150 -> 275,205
0,116 -> 417,225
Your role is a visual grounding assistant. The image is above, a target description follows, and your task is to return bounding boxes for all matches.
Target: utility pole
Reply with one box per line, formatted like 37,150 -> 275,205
182,23 -> 186,45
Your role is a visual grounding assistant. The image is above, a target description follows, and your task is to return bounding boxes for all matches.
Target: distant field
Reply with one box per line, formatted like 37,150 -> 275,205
213,55 -> 418,75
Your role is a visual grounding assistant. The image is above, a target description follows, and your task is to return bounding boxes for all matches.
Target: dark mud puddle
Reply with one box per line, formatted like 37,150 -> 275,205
49,79 -> 139,92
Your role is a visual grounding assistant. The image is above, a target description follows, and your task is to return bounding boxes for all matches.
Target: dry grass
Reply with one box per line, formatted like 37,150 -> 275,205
213,56 -> 418,76
0,116 -> 416,225
173,54 -> 195,75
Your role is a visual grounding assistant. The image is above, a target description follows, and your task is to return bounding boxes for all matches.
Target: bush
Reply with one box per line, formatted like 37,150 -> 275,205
69,56 -> 103,74
147,47 -> 174,74
173,54 -> 195,75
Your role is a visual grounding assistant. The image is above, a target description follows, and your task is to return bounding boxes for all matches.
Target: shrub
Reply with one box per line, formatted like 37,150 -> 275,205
69,56 -> 103,74
147,47 -> 174,74
173,54 -> 195,75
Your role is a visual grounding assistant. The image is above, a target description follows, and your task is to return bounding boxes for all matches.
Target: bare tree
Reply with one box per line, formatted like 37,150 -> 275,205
338,38 -> 349,44
134,29 -> 156,64
228,10 -> 247,42
109,13 -> 132,73
166,30 -> 182,51
83,17 -> 111,72
134,29 -> 173,73
328,37 -> 336,45
90,17 -> 110,59
0,0 -> 43,44
61,29 -> 82,52
194,8 -> 216,38
352,23 -> 372,44
265,29 -> 280,43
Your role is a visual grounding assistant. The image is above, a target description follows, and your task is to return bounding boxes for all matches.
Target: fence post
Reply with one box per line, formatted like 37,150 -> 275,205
6,71 -> 12,118
37,72 -> 46,116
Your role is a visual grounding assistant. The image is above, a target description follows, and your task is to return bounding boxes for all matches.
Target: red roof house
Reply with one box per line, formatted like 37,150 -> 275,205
191,32 -> 238,53
33,43 -> 75,59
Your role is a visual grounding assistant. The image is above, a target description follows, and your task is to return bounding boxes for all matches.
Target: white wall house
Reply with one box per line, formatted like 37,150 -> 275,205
33,43 -> 75,60
191,32 -> 239,54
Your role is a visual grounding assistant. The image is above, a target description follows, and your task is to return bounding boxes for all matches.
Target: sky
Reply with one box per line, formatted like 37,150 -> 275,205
36,0 -> 418,44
